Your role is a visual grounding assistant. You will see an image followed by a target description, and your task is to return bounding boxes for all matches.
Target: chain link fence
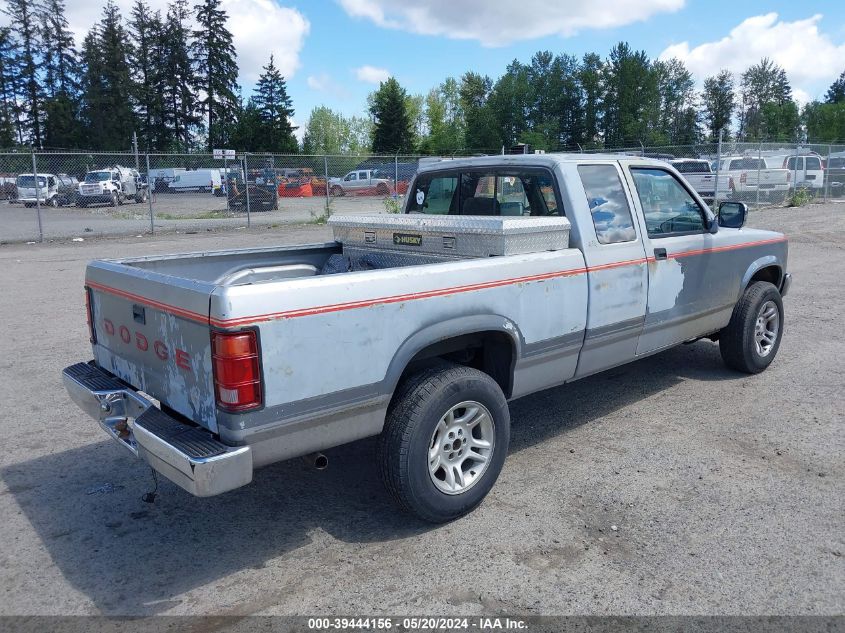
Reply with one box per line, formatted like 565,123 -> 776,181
2,144 -> 843,243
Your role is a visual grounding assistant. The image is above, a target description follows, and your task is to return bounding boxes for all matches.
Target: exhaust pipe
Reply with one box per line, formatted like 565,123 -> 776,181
302,452 -> 328,471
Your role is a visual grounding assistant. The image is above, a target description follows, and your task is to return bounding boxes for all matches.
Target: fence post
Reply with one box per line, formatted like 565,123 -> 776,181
243,153 -> 251,228
394,154 -> 399,198
145,153 -> 154,234
323,155 -> 330,212
223,154 -> 230,215
714,129 -> 723,209
640,141 -> 645,157
792,140 -> 799,200
30,147 -> 43,243
755,141 -> 761,208
824,144 -> 831,203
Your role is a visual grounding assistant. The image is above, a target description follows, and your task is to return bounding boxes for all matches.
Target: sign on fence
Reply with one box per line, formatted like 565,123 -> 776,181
213,149 -> 236,160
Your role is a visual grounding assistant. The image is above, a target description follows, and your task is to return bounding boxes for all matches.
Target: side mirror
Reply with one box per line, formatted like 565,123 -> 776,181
718,201 -> 748,229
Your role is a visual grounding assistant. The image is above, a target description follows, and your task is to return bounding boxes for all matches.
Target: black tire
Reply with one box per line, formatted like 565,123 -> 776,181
377,362 -> 510,523
376,182 -> 389,195
330,185 -> 344,196
48,196 -> 58,208
135,189 -> 147,203
719,281 -> 784,374
109,191 -> 118,207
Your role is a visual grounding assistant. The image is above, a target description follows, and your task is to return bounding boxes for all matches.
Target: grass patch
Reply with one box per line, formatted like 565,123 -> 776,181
155,210 -> 231,220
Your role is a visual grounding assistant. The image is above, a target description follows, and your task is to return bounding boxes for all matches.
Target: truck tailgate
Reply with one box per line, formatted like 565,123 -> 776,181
86,260 -> 218,432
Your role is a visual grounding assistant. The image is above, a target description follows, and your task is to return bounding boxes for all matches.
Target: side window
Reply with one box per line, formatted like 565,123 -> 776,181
495,172 -> 560,216
358,171 -> 368,180
577,165 -> 636,244
345,173 -> 356,182
631,168 -> 707,237
806,156 -> 821,170
407,174 -> 458,214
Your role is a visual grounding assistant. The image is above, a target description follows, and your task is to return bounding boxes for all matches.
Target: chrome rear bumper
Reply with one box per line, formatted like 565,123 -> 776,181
62,362 -> 252,497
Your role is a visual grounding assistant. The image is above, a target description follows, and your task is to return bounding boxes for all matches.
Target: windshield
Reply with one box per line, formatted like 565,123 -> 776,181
84,171 -> 111,183
16,175 -> 46,187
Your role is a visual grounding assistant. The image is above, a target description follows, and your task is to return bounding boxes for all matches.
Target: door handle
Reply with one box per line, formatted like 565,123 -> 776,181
653,248 -> 668,260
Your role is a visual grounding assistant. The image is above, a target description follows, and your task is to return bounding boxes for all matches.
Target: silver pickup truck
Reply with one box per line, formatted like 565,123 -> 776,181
63,154 -> 791,522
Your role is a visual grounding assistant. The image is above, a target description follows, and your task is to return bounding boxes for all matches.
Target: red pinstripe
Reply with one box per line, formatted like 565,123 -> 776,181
87,237 -> 786,328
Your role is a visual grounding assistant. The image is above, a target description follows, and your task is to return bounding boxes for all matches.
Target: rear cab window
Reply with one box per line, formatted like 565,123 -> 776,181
407,167 -> 562,217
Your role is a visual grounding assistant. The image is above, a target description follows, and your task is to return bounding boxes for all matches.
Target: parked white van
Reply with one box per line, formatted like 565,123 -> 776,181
166,169 -> 221,193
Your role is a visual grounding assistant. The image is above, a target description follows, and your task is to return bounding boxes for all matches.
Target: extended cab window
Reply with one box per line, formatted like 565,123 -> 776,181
631,168 -> 707,237
407,174 -> 458,214
577,164 -> 636,244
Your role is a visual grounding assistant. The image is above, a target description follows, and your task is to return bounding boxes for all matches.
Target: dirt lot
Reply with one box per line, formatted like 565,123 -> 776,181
1,193 -> 393,243
0,204 -> 842,616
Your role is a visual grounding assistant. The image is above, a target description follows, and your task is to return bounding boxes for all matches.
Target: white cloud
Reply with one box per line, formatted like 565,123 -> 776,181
21,0 -> 309,85
659,13 -> 845,100
338,0 -> 684,47
354,65 -> 390,84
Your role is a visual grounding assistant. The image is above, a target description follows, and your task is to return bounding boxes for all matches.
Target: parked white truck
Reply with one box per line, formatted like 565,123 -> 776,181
63,154 -> 791,522
77,166 -> 148,207
712,156 -> 790,202
669,159 -> 730,202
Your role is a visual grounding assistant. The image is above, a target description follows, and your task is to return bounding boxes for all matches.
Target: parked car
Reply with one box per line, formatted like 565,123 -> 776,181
669,159 -> 730,202
0,175 -> 17,200
329,169 -> 393,196
62,154 -> 791,523
77,166 -> 148,207
712,156 -> 790,202
16,173 -> 60,207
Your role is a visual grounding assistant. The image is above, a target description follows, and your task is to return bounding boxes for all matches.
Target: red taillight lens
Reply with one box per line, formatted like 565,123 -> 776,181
211,330 -> 262,412
740,172 -> 747,184
85,287 -> 96,343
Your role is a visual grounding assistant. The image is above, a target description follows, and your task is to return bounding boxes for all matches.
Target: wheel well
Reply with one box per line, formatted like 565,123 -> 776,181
749,265 -> 782,289
401,331 -> 515,398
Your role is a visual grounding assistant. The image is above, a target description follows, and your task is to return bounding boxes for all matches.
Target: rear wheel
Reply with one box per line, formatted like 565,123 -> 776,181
377,362 -> 510,523
719,281 -> 784,373
135,189 -> 148,203
376,182 -> 389,195
48,196 -> 58,208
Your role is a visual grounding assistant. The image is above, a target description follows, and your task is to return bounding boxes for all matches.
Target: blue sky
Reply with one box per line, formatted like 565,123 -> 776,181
283,0 -> 845,130
24,0 -> 845,135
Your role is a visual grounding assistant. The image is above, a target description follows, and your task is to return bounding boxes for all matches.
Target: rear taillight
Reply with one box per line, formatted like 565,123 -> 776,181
212,330 -> 262,412
787,172 -> 791,183
740,172 -> 747,184
84,287 -> 96,343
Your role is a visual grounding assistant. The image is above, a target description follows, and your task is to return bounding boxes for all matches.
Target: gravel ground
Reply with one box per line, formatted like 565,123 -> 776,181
1,193 -> 395,243
0,203 -> 842,616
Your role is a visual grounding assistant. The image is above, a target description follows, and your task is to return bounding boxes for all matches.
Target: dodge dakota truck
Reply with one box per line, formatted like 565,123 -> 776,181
63,154 -> 791,523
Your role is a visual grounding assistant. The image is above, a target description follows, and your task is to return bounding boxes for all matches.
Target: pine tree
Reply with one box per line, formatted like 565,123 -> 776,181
192,0 -> 239,150
459,72 -> 500,151
701,70 -> 735,141
0,27 -> 20,146
826,70 -> 845,104
78,2 -> 137,150
252,55 -> 297,153
369,77 -> 414,154
161,0 -> 198,151
738,58 -> 792,141
578,53 -> 603,147
39,0 -> 80,147
129,0 -> 166,149
601,42 -> 657,147
4,0 -> 44,146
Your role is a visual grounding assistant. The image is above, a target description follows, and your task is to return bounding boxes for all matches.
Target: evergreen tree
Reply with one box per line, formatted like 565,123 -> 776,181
459,72 -> 500,151
701,70 -> 735,141
129,0 -> 166,149
192,0 -> 239,150
39,0 -> 80,147
79,30 -> 105,148
601,42 -> 657,147
826,70 -> 845,104
738,58 -> 792,141
0,27 -> 20,146
803,101 -> 845,142
252,54 -> 297,153
228,97 -> 262,151
161,0 -> 198,151
488,60 -> 530,148
652,58 -> 696,144
4,0 -> 44,146
369,76 -> 413,154
578,53 -> 603,147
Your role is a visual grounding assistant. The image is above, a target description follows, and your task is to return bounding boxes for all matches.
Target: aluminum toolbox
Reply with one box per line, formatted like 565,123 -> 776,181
328,214 -> 571,258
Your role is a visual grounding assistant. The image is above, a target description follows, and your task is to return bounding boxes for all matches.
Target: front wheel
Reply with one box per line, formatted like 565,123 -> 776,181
330,185 -> 343,196
109,191 -> 118,207
377,363 -> 510,523
719,281 -> 784,373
